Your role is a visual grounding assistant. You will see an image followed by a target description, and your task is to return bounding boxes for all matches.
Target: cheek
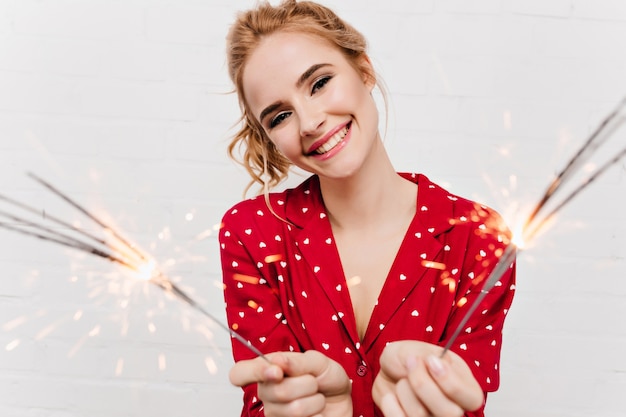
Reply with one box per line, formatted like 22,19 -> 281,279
269,129 -> 301,158
330,78 -> 374,113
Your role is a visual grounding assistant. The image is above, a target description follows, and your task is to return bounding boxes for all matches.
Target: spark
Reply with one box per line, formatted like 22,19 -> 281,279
503,110 -> 512,130
347,276 -> 362,287
89,325 -> 101,337
234,274 -> 260,285
422,260 -> 447,270
441,96 -> 626,357
115,358 -> 124,376
136,259 -> 158,281
5,339 -> 21,351
3,316 -> 28,332
205,357 -> 218,375
5,169 -> 252,364
264,254 -> 283,263
35,321 -> 62,341
441,277 -> 456,293
195,229 -> 213,240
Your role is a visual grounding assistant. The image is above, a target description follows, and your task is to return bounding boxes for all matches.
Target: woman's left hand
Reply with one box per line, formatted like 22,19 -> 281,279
372,341 -> 483,417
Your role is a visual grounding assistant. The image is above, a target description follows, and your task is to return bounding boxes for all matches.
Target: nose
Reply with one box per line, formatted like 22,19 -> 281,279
298,101 -> 325,137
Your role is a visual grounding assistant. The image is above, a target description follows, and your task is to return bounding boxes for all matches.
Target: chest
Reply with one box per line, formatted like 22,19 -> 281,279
333,229 -> 408,340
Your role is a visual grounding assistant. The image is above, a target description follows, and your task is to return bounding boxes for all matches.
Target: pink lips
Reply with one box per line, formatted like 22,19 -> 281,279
307,121 -> 351,159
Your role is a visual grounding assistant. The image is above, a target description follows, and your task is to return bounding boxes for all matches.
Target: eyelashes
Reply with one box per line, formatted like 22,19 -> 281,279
267,74 -> 333,129
270,112 -> 290,128
311,75 -> 331,93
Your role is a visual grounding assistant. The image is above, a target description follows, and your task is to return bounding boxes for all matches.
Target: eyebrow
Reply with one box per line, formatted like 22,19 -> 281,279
258,63 -> 332,124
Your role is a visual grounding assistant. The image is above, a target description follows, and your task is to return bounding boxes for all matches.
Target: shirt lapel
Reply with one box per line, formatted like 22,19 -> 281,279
362,174 -> 456,351
285,176 -> 361,345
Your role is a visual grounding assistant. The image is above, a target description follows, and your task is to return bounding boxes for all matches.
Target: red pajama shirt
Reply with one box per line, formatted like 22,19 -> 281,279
219,173 -> 516,417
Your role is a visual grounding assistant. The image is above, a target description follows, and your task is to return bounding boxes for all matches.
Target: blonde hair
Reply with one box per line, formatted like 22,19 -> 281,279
226,0 -> 377,195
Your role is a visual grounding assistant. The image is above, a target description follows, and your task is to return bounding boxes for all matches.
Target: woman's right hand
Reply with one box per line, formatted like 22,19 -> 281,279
229,350 -> 353,417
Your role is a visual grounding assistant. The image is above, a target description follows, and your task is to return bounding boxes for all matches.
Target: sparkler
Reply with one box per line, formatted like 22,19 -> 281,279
441,96 -> 626,356
0,173 -> 269,362
1,97 -> 624,368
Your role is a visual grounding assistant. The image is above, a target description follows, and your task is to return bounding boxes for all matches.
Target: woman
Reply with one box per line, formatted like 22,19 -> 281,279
219,1 -> 516,416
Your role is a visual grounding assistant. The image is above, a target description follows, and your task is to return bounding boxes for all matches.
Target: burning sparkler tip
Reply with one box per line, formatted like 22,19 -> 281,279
135,259 -> 159,281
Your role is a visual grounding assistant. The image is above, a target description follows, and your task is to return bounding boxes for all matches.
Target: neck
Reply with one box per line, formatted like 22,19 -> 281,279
319,140 -> 417,232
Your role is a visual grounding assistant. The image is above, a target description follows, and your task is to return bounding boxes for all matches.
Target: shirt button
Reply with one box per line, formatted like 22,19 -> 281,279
356,364 -> 368,377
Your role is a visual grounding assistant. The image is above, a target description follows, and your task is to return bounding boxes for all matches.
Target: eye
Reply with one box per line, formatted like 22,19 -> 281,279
269,111 -> 291,128
311,75 -> 331,94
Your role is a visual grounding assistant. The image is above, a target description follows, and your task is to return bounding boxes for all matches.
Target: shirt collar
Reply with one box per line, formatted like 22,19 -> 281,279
284,173 -> 456,238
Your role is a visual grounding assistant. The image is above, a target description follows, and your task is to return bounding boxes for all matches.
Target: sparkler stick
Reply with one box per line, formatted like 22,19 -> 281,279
523,97 -> 626,230
151,273 -> 269,360
440,244 -> 517,356
0,191 -> 144,266
441,96 -> 626,357
27,172 -> 147,263
523,144 -> 626,243
0,174 -> 270,362
0,221 -> 135,269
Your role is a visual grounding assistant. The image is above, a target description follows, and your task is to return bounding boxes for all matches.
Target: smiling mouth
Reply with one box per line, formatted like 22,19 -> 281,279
312,123 -> 350,155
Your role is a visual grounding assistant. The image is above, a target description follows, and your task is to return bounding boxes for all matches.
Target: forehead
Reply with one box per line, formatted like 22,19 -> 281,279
242,32 -> 345,111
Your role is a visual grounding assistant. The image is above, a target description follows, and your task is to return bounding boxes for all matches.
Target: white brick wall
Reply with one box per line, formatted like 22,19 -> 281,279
0,0 -> 625,416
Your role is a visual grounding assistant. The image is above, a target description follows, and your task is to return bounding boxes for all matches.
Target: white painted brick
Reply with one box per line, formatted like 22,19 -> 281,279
2,1 -> 626,416
534,19 -> 626,60
572,0 -> 626,21
391,96 -> 461,132
0,37 -> 106,76
510,0 -> 573,18
0,4 -> 10,36
75,80 -> 199,121
164,128 -> 233,164
441,0 -> 502,14
0,72 -> 76,114
13,0 -> 142,40
144,5 -> 234,46
383,54 -> 429,96
0,261 -> 38,298
372,0 -> 434,14
0,333 -> 39,372
413,15 -> 535,57
428,55 -> 496,96
107,42 -> 217,84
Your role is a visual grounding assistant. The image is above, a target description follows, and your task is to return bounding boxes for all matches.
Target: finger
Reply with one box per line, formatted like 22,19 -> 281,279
406,356 -> 464,417
258,374 -> 319,403
229,354 -> 286,387
395,378 -> 428,417
280,351 -> 350,396
263,393 -> 325,417
372,370 -> 405,417
379,393 -> 407,417
425,355 -> 484,411
379,341 -> 440,381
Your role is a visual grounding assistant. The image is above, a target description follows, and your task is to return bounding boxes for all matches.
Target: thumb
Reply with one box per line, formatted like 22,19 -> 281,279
229,354 -> 287,387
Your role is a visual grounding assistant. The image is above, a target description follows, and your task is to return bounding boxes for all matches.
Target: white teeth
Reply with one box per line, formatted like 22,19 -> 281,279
315,125 -> 349,155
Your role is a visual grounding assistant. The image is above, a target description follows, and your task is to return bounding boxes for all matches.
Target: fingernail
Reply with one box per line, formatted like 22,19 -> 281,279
427,355 -> 446,377
264,365 -> 281,380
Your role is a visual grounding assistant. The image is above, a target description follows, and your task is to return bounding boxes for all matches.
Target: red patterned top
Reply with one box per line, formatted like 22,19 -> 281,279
220,173 -> 516,417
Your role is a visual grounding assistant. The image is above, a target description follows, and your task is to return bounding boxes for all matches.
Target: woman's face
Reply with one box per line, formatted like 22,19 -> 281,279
242,31 -> 379,179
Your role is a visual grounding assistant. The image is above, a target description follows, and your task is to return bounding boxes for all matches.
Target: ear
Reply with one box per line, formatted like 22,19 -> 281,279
358,54 -> 376,91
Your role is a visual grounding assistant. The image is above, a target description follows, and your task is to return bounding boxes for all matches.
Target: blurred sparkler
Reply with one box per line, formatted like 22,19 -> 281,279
441,96 -> 626,356
0,172 -> 268,362
1,97 -> 625,364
